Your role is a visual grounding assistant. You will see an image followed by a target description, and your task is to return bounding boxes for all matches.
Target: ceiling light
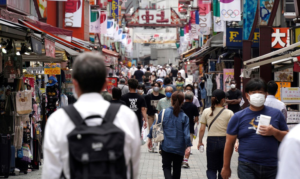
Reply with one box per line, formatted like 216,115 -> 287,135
271,57 -> 293,65
2,48 -> 7,54
25,52 -> 30,55
16,51 -> 20,56
28,47 -> 32,50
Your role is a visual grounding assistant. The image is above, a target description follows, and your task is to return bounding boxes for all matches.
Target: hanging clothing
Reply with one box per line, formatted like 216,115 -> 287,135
216,73 -> 221,89
212,74 -> 217,92
199,83 -> 207,100
206,74 -> 213,97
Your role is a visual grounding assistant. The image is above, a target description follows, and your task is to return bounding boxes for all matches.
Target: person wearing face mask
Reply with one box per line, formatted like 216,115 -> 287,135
157,66 -> 167,79
137,84 -> 147,98
157,86 -> 173,114
225,80 -> 242,113
221,78 -> 288,179
129,64 -> 137,77
149,63 -> 156,73
145,82 -> 166,153
197,89 -> 234,179
163,77 -> 177,92
150,71 -> 157,83
176,74 -> 185,92
184,84 -> 201,111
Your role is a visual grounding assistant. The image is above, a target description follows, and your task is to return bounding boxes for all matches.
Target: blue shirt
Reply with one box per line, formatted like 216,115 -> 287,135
148,107 -> 192,156
227,106 -> 288,166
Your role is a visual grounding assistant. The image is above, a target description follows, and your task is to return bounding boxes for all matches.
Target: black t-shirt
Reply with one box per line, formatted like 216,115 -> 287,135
134,70 -> 144,82
227,89 -> 242,113
181,102 -> 199,134
110,99 -> 126,105
171,68 -> 178,78
145,71 -> 151,78
121,93 -> 146,127
145,93 -> 165,115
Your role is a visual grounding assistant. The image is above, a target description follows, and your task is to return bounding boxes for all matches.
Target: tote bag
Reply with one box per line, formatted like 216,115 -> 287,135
16,91 -> 32,115
152,109 -> 165,143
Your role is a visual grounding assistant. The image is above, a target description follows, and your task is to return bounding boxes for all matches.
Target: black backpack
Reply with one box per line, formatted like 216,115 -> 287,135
63,103 -> 128,179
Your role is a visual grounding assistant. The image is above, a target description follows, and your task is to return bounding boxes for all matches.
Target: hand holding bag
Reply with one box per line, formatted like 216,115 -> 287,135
152,109 -> 165,143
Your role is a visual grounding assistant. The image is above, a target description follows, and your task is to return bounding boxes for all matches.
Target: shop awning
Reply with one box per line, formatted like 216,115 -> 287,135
183,46 -> 210,61
55,42 -> 80,57
26,20 -> 73,36
19,19 -> 91,52
210,32 -> 223,47
0,18 -> 27,40
102,48 -> 119,57
181,48 -> 199,58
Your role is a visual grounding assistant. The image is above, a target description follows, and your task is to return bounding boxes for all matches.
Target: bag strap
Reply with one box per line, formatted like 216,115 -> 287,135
208,108 -> 225,131
63,105 -> 83,127
103,103 -> 122,123
161,109 -> 165,130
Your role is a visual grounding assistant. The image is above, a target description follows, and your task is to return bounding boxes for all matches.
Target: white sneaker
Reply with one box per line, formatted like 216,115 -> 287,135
182,162 -> 190,168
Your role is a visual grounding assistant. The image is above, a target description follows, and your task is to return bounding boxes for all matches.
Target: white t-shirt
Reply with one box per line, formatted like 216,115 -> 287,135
277,124 -> 300,179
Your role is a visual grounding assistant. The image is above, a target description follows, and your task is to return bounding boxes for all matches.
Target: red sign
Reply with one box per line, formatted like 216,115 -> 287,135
45,39 -> 55,58
294,56 -> 300,72
272,28 -> 290,49
107,77 -> 117,94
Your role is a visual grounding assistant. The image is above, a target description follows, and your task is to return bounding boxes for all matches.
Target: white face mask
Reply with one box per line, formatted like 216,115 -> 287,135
72,87 -> 78,99
248,93 -> 265,107
138,90 -> 144,94
194,84 -> 198,87
178,78 -> 181,81
231,84 -> 236,89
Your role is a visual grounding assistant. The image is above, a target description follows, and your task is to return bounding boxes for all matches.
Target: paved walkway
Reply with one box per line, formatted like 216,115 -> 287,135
139,126 -> 239,179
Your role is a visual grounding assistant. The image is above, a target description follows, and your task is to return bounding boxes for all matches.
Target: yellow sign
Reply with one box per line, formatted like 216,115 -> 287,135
275,82 -> 291,100
295,28 -> 300,47
44,63 -> 61,75
229,31 -> 239,42
24,74 -> 35,78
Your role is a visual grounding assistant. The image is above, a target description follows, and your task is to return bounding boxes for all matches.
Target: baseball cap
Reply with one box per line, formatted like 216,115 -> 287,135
156,79 -> 163,83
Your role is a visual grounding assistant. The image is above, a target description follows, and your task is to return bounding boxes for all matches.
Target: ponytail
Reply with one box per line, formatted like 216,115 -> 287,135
171,91 -> 184,117
210,97 -> 217,116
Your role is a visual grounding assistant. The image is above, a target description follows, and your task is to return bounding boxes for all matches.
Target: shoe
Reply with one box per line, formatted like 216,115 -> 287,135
153,148 -> 158,153
190,150 -> 193,155
182,162 -> 190,168
159,150 -> 162,155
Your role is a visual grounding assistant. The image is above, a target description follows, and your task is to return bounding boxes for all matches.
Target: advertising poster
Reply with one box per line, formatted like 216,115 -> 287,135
107,77 -> 118,94
220,0 -> 241,21
44,63 -> 61,75
275,82 -> 291,100
45,39 -> 55,58
223,69 -> 243,92
65,0 -> 83,27
281,87 -> 300,104
274,67 -> 293,82
90,9 -> 100,33
64,70 -> 73,93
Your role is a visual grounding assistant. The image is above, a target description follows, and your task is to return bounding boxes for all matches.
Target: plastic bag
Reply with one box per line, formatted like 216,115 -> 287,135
194,125 -> 198,139
141,122 -> 149,145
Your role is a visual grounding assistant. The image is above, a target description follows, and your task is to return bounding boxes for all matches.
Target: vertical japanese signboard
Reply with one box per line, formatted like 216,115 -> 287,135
272,28 -> 290,48
111,0 -> 118,21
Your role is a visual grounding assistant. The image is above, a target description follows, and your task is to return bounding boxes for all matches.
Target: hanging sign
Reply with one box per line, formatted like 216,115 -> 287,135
243,0 -> 258,40
272,28 -> 290,48
90,9 -> 100,33
31,37 -> 42,55
226,28 -> 260,48
274,67 -> 293,82
106,77 -> 117,94
45,39 -> 55,58
65,0 -> 83,27
198,0 -> 212,28
133,33 -> 176,44
106,19 -> 115,38
111,0 -> 118,21
220,0 -> 241,21
281,87 -> 300,104
139,9 -> 170,24
44,63 -> 61,75
275,82 -> 291,100
100,11 -> 107,34
213,0 -> 225,32
260,0 -> 274,25
287,112 -> 300,123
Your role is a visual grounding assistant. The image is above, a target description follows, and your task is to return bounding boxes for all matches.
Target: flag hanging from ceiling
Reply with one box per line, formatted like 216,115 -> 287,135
114,24 -> 119,41
106,19 -> 115,38
100,11 -> 107,34
220,0 -> 241,21
90,9 -> 101,33
118,28 -> 123,42
243,0 -> 257,40
213,0 -> 225,32
198,0 -> 212,28
260,0 -> 274,25
195,10 -> 200,24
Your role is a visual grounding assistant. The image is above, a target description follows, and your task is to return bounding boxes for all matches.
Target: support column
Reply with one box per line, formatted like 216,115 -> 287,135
259,26 -> 273,82
242,40 -> 253,107
234,55 -> 241,90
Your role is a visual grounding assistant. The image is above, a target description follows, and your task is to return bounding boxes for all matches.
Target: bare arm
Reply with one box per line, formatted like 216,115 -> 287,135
141,107 -> 148,127
226,99 -> 241,105
194,116 -> 199,123
197,124 -> 206,149
221,134 -> 237,179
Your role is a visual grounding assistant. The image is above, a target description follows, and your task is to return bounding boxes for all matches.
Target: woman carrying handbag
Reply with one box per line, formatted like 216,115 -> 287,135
147,91 -> 192,179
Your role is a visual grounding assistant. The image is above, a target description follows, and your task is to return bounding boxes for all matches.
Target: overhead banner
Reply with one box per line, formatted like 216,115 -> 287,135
111,0 -> 118,21
65,0 -> 83,27
106,19 -> 114,38
243,0 -> 258,40
100,11 -> 107,34
220,0 -> 241,21
45,39 -> 55,58
198,0 -> 212,28
90,9 -> 100,33
260,0 -> 274,25
133,33 -> 177,44
213,0 -> 224,32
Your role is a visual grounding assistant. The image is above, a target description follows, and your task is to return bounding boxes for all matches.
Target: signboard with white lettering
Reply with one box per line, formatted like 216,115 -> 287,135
65,0 -> 83,27
272,28 -> 290,49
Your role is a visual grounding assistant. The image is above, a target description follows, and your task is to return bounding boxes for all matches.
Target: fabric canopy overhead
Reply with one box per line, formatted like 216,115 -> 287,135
26,20 -> 73,36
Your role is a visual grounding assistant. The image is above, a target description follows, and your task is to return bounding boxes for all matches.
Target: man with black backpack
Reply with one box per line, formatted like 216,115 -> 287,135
42,52 -> 141,179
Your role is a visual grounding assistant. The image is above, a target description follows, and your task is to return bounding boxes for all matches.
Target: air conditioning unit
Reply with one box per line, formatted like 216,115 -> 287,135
284,0 -> 296,19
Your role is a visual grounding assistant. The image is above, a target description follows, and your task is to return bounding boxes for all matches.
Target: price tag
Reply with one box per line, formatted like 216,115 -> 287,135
10,74 -> 16,79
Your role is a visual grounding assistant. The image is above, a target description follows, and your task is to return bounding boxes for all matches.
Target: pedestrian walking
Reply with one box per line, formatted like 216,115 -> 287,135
110,87 -> 126,105
42,52 -> 140,179
118,78 -> 129,95
148,91 -> 192,179
175,75 -> 185,92
184,84 -> 201,111
221,78 -> 288,179
133,65 -> 144,84
121,79 -> 148,132
197,89 -> 234,179
150,71 -> 157,83
157,86 -> 173,114
181,91 -> 199,168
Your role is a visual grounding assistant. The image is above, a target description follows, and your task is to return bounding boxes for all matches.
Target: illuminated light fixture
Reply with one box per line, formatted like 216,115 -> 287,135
2,48 -> 7,54
16,51 -> 21,56
251,66 -> 259,69
271,57 -> 293,65
24,52 -> 30,55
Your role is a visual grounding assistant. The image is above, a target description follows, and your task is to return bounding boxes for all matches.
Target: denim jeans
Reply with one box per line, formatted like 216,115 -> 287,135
238,161 -> 277,179
206,137 -> 226,179
210,61 -> 216,72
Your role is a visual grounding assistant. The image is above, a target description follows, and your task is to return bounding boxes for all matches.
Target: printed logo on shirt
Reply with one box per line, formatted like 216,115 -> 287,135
151,100 -> 159,108
129,98 -> 138,111
248,116 -> 260,130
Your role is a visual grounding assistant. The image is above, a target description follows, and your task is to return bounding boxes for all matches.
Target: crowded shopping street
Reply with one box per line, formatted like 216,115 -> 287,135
0,0 -> 300,179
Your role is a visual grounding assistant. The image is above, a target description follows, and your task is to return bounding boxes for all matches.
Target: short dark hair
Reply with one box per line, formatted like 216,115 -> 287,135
153,82 -> 161,88
128,79 -> 138,89
144,78 -> 149,83
164,77 -> 171,85
147,67 -> 150,71
267,81 -> 278,95
245,78 -> 267,93
112,87 -> 122,100
185,84 -> 194,91
72,52 -> 106,93
137,65 -> 141,69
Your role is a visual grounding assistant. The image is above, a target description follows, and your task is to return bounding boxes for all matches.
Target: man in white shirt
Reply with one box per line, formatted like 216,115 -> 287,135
157,66 -> 167,79
149,63 -> 156,73
264,81 -> 287,120
178,66 -> 186,79
129,64 -> 137,77
42,53 -> 141,179
277,124 -> 300,179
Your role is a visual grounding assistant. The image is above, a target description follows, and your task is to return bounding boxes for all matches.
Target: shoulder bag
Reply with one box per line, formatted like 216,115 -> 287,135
208,108 -> 225,131
152,109 -> 165,143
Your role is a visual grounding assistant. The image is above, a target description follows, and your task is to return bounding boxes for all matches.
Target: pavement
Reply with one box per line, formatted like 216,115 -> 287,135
4,125 -> 239,179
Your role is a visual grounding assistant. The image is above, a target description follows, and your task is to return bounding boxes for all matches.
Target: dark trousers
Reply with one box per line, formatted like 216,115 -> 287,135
206,137 -> 226,179
161,150 -> 184,179
238,161 -> 277,179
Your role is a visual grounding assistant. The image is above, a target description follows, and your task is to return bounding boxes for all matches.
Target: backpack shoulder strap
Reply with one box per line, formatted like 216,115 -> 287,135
103,103 -> 122,123
208,108 -> 225,131
63,105 -> 83,127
